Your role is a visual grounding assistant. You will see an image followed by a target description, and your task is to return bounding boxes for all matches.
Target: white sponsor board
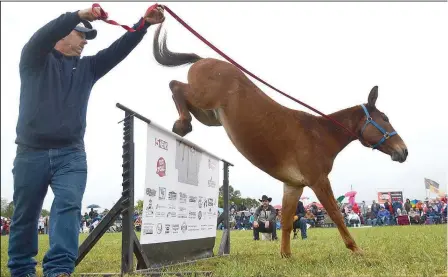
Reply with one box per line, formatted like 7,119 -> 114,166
140,123 -> 220,244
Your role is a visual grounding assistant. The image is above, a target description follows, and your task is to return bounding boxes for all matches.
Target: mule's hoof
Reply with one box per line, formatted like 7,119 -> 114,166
280,251 -> 292,258
351,247 -> 364,256
172,120 -> 192,137
280,250 -> 291,259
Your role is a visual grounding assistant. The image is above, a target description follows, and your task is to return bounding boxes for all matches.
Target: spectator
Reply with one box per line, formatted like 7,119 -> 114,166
426,207 -> 441,224
408,208 -> 421,224
293,200 -> 308,240
360,201 -> 368,218
365,208 -> 377,226
347,209 -> 361,227
229,202 -> 237,213
252,195 -> 278,240
371,200 -> 380,216
304,209 -> 315,227
404,199 -> 412,214
384,201 -> 392,214
377,206 -> 390,225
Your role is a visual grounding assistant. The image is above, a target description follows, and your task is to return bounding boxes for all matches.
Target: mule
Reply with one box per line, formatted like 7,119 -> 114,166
152,23 -> 408,257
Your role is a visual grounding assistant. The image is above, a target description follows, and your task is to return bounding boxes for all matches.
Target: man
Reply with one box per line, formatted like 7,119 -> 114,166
371,200 -> 380,216
252,195 -> 278,240
8,5 -> 165,277
293,200 -> 308,240
404,199 -> 412,214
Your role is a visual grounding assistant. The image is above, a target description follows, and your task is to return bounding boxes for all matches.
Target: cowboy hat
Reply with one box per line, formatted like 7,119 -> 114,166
259,195 -> 272,202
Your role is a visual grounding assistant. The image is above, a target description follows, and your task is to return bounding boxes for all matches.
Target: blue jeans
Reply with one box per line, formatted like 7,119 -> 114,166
366,218 -> 377,226
8,145 -> 87,277
293,217 -> 307,239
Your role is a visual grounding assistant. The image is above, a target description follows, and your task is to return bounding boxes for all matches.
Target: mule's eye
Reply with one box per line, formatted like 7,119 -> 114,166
382,114 -> 389,122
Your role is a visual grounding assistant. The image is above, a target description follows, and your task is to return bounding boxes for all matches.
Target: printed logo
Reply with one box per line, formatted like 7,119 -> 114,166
168,191 -> 177,201
156,223 -> 163,234
156,204 -> 167,210
155,138 -> 168,151
165,224 -> 170,234
198,211 -> 202,220
178,206 -> 186,212
143,223 -> 154,235
155,211 -> 166,218
179,192 -> 187,204
145,199 -> 154,217
156,157 -> 166,177
188,211 -> 197,219
172,224 -> 180,234
181,222 -> 187,233
167,211 -> 177,218
188,196 -> 197,203
146,188 -> 156,197
198,197 -> 203,208
158,187 -> 166,200
207,198 -> 214,207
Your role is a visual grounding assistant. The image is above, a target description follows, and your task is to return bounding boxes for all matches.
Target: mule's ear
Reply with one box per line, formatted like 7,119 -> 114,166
368,86 -> 378,107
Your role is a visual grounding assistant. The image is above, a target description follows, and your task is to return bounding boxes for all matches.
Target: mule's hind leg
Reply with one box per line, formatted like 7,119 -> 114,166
312,178 -> 363,255
280,184 -> 304,258
187,103 -> 222,127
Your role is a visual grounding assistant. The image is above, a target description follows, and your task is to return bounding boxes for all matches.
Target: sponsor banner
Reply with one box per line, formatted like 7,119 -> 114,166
141,124 -> 220,245
377,191 -> 403,204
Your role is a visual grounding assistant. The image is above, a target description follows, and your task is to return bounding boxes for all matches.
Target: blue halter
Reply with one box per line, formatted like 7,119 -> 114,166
360,104 -> 397,149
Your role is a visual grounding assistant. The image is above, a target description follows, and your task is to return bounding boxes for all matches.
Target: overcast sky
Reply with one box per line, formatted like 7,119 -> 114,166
1,2 -> 447,213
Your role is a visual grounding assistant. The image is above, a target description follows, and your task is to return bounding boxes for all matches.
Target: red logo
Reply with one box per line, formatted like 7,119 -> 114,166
156,157 -> 166,177
155,138 -> 168,151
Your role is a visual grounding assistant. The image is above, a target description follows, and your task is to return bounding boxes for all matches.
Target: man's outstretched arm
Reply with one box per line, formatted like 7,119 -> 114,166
91,6 -> 165,82
20,7 -> 100,69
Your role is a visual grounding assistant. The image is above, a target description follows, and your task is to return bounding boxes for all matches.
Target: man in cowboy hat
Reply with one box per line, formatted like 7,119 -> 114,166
252,195 -> 278,240
8,5 -> 165,277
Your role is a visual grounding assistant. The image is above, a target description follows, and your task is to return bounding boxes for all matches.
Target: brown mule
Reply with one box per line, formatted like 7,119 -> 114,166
152,24 -> 408,257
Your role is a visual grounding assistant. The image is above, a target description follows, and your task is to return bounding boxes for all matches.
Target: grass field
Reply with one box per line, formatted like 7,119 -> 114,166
1,225 -> 447,277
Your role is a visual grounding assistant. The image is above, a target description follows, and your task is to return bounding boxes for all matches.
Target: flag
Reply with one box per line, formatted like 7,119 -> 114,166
424,178 -> 440,193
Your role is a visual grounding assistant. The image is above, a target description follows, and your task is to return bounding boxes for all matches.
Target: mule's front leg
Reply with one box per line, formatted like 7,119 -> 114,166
312,178 -> 363,255
280,184 -> 304,258
169,80 -> 193,137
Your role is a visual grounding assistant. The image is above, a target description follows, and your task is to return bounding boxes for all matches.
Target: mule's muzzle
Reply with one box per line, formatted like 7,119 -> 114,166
391,147 -> 408,163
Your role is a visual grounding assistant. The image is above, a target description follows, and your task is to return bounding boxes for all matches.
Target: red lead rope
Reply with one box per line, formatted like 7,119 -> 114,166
92,3 -> 362,141
91,3 -> 159,32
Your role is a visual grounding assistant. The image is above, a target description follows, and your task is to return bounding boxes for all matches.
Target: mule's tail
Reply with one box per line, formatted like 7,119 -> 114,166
153,23 -> 203,67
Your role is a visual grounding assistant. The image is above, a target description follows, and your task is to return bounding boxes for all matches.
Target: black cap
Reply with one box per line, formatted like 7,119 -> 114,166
74,20 -> 97,40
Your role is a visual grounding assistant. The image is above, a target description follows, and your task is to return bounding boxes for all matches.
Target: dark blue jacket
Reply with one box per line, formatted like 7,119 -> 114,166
16,11 -> 151,149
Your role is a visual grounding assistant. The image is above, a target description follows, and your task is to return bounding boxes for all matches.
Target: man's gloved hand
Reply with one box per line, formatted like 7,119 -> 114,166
144,6 -> 165,24
78,7 -> 102,22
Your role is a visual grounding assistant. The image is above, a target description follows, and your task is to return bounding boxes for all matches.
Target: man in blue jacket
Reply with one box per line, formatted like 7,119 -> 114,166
8,5 -> 165,277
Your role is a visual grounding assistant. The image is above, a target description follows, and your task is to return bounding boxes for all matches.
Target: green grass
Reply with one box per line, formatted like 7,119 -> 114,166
1,225 -> 447,277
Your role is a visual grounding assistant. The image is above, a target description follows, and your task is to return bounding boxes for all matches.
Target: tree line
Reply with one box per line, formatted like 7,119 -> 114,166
134,185 -> 260,214
1,198 -> 50,219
